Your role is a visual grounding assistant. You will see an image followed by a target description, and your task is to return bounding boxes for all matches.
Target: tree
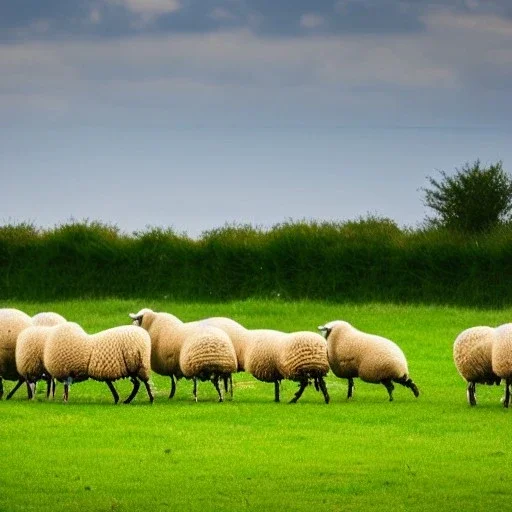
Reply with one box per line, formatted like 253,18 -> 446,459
422,160 -> 512,233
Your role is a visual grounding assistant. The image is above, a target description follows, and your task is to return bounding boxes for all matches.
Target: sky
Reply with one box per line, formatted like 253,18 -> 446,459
1,0 -> 511,237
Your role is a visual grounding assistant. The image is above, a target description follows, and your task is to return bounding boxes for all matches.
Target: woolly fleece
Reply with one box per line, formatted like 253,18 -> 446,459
493,323 -> 512,380
0,308 -> 33,381
453,326 -> 499,384
179,325 -> 237,378
322,320 -> 409,383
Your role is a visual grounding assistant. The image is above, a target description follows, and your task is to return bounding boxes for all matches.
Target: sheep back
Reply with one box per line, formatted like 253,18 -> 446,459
453,326 -> 498,383
44,323 -> 91,382
88,325 -> 151,381
179,326 -> 237,379
278,331 -> 329,381
32,312 -> 67,327
245,330 -> 286,383
0,308 -> 32,380
16,325 -> 56,381
328,322 -> 408,383
492,323 -> 512,380
203,317 -> 250,371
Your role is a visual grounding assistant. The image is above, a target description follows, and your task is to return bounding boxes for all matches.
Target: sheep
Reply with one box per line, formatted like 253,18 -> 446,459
492,323 -> 512,408
44,322 -> 153,404
0,309 -> 69,400
0,308 -> 33,399
129,308 -> 196,399
453,325 -> 501,406
318,320 -> 419,401
18,312 -> 68,399
179,324 -> 237,402
244,329 -> 330,403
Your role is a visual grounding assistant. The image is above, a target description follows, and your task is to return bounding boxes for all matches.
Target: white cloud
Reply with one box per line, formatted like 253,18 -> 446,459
110,0 -> 181,16
300,13 -> 325,29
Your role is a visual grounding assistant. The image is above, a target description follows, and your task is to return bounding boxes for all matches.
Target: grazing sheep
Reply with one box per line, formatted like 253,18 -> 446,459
245,329 -> 330,403
179,325 -> 237,402
32,312 -> 67,327
492,323 -> 512,408
278,331 -> 330,404
44,322 -> 153,404
129,308 -> 197,399
453,325 -> 501,406
0,308 -> 34,399
16,318 -> 67,399
318,320 -> 419,401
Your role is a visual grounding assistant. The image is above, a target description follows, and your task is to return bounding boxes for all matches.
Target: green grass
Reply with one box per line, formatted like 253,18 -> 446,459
1,299 -> 512,512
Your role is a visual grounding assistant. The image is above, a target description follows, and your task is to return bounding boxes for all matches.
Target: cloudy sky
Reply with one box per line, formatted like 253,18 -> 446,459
1,0 -> 511,236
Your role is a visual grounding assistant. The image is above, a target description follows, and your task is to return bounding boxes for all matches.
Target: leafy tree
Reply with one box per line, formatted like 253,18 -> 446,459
422,160 -> 512,232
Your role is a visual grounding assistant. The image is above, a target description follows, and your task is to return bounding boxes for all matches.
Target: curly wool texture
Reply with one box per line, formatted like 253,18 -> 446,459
245,329 -> 287,383
492,323 -> 512,380
179,326 -> 237,378
0,308 -> 33,381
325,321 -> 409,383
32,312 -> 67,327
44,323 -> 151,382
453,326 -> 498,384
202,317 -> 250,371
278,331 -> 329,381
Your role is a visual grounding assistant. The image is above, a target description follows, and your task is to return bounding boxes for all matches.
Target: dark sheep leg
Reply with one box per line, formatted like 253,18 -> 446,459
274,380 -> 280,403
124,377 -> 140,404
289,379 -> 308,403
382,379 -> 395,402
318,377 -> 330,404
467,382 -> 477,406
63,377 -> 73,402
212,375 -> 224,402
503,379 -> 511,408
347,377 -> 355,399
143,380 -> 154,403
6,378 -> 25,400
105,380 -> 120,404
169,375 -> 176,399
193,377 -> 198,402
0,377 -> 3,399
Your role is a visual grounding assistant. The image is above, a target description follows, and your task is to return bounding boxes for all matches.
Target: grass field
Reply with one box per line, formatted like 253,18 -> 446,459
1,299 -> 511,512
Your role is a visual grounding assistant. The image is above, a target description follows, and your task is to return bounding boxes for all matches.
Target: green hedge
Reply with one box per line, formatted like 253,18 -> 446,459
1,219 -> 512,306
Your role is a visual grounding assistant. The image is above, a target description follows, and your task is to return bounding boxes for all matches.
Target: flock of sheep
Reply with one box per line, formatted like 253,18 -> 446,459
0,306 -> 510,407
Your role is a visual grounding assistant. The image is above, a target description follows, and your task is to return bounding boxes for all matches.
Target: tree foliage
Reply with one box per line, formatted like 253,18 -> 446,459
422,160 -> 512,232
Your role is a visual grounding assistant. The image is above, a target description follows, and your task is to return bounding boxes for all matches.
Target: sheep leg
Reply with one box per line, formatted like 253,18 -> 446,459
6,378 -> 25,400
193,378 -> 198,402
347,378 -> 355,399
467,382 -> 477,406
289,379 -> 308,404
394,376 -> 420,398
51,378 -> 56,398
382,379 -> 395,401
314,378 -> 320,392
169,375 -> 176,399
105,380 -> 120,404
142,379 -> 154,404
27,381 -> 36,400
63,377 -> 73,402
0,377 -> 3,399
46,376 -> 56,399
212,375 -> 224,402
503,380 -> 511,409
124,377 -> 140,404
222,374 -> 233,398
274,380 -> 280,403
318,377 -> 330,404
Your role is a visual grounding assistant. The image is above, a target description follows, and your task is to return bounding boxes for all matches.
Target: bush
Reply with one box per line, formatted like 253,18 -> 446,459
422,160 -> 512,233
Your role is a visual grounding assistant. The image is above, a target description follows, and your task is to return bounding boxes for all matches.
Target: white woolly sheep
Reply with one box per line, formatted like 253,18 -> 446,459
245,329 -> 330,403
318,320 -> 419,401
453,325 -> 501,406
16,316 -> 68,400
0,308 -> 32,399
179,324 -> 237,402
492,323 -> 512,408
44,322 -> 153,404
129,308 -> 198,398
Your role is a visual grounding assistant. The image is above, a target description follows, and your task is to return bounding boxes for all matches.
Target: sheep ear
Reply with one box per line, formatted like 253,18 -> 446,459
318,325 -> 332,339
129,313 -> 143,326
129,313 -> 139,320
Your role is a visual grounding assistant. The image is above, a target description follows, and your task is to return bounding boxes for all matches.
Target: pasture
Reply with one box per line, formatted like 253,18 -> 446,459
1,299 -> 511,512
